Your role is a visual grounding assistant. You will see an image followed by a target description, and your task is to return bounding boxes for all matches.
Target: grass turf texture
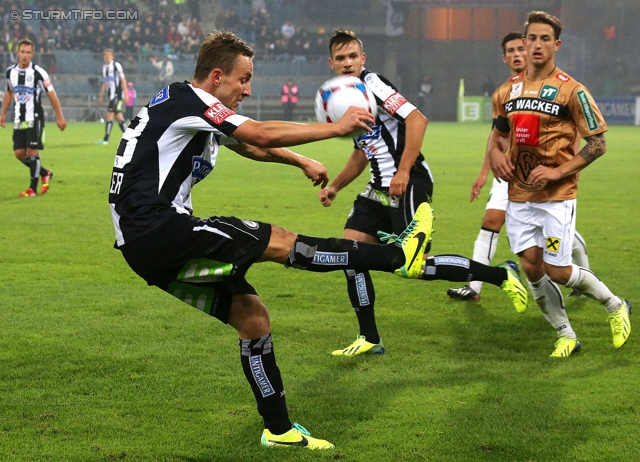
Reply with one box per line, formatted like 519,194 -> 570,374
1,122 -> 639,461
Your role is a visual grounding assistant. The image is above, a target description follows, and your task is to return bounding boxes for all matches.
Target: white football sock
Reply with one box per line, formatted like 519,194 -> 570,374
469,228 -> 499,294
529,275 -> 576,339
572,231 -> 590,269
566,264 -> 622,313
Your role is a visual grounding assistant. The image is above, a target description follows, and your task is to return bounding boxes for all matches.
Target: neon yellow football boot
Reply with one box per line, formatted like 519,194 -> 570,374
261,423 -> 334,450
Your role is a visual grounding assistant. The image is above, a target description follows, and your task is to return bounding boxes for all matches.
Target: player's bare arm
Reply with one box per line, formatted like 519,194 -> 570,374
98,82 -> 106,105
389,109 -> 427,198
318,149 -> 368,207
47,91 -> 66,130
527,133 -> 606,185
227,143 -> 329,188
0,89 -> 13,127
233,106 -> 373,148
473,128 -> 511,200
121,78 -> 128,105
488,128 -> 514,182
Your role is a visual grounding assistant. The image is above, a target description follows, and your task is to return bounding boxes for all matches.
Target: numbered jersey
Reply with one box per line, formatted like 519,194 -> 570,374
493,67 -> 607,202
108,82 -> 249,247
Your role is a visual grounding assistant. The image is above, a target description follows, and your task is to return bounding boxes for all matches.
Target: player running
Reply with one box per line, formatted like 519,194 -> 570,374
448,32 -> 591,301
489,11 -> 631,357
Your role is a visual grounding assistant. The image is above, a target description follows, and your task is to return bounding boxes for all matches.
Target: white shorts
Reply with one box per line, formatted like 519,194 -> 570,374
485,178 -> 508,211
506,199 -> 577,266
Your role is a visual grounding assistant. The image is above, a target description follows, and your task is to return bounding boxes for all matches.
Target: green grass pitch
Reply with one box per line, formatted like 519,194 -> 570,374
1,121 -> 639,461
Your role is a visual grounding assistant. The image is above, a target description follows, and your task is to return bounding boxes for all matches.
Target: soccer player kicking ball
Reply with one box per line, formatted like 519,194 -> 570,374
109,31 -> 526,450
448,32 -> 591,301
489,11 -> 631,357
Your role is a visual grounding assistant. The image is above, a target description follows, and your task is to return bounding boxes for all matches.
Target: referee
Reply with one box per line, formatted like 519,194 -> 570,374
0,38 -> 66,197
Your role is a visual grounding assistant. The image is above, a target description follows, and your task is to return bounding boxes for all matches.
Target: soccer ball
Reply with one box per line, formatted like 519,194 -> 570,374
315,76 -> 378,127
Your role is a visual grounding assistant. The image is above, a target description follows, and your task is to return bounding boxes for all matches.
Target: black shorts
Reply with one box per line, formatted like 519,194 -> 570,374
118,213 -> 272,323
345,182 -> 433,237
107,97 -> 123,113
12,120 -> 44,150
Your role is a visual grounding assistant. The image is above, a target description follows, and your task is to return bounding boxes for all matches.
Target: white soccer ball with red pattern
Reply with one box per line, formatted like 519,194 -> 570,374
315,76 -> 378,126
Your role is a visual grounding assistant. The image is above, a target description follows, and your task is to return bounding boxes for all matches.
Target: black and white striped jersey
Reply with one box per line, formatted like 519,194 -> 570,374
102,60 -> 125,100
355,69 -> 433,189
5,62 -> 54,128
109,82 -> 250,247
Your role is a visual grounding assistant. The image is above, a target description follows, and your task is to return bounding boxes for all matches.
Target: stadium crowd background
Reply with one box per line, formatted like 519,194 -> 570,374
1,0 -> 639,121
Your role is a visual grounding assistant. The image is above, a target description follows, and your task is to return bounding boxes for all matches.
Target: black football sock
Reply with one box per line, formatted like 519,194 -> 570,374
286,235 -> 404,273
239,333 -> 292,435
345,270 -> 379,343
104,120 -> 113,141
118,120 -> 127,132
422,255 -> 507,286
39,165 -> 48,177
26,156 -> 41,190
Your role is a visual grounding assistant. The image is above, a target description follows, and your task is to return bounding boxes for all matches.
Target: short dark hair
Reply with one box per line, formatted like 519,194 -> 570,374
194,30 -> 254,82
501,32 -> 524,55
524,11 -> 562,40
328,29 -> 363,57
17,38 -> 34,50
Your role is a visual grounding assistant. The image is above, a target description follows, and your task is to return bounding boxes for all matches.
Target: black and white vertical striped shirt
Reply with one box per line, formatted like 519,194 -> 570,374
102,60 -> 125,100
109,82 -> 250,247
355,69 -> 433,190
5,62 -> 54,128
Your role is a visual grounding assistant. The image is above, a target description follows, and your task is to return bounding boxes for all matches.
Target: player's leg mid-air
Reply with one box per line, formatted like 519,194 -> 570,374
331,203 -> 528,357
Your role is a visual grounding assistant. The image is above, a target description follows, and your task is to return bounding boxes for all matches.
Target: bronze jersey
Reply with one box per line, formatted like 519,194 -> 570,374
493,67 -> 607,202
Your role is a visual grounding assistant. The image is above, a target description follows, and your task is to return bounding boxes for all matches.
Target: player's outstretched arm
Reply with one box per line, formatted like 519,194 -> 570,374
232,106 -> 374,148
226,143 -> 329,188
318,149 -> 368,207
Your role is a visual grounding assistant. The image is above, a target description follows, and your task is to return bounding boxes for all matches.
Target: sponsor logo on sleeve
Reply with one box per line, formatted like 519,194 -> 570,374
205,101 -> 235,125
512,113 -> 540,146
577,90 -> 599,131
191,155 -> 214,185
382,92 -> 407,115
149,86 -> 169,107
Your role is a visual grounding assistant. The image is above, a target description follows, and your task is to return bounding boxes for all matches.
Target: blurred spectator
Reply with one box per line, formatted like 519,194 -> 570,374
124,81 -> 137,122
417,74 -> 433,117
125,54 -> 139,75
481,75 -> 495,97
177,16 -> 190,38
189,17 -> 203,37
281,78 -> 298,120
151,54 -> 174,86
281,20 -> 295,40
